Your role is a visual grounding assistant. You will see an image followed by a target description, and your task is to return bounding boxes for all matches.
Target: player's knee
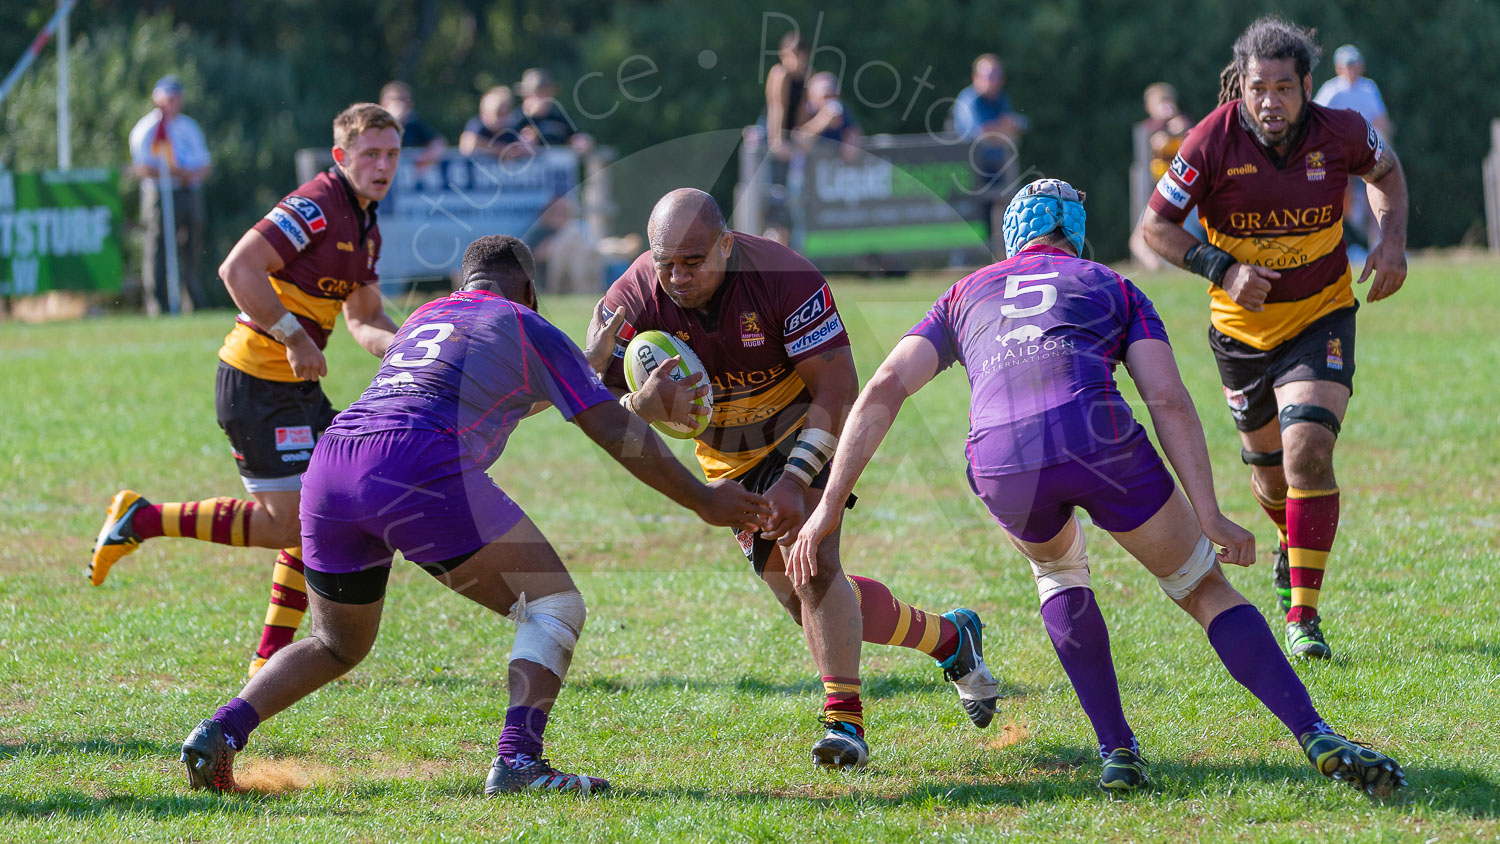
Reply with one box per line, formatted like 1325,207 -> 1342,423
1156,534 -> 1216,602
1026,519 -> 1090,606
508,590 -> 587,680
319,629 -> 375,670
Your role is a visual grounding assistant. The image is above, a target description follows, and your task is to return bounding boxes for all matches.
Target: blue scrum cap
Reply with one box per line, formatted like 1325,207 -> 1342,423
1001,178 -> 1086,257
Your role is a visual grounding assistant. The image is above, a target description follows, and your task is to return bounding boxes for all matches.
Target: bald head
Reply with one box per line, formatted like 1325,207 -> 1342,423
647,189 -> 726,250
646,189 -> 734,311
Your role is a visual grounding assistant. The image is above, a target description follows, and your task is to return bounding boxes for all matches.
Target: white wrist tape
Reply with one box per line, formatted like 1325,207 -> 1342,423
508,590 -> 588,680
268,311 -> 304,343
782,427 -> 838,486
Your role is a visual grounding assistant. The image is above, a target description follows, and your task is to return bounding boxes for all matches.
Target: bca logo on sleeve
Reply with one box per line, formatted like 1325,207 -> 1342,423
1170,154 -> 1199,186
785,285 -> 834,334
283,196 -> 327,233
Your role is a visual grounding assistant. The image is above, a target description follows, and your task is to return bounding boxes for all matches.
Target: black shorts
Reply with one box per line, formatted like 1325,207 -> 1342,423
1209,305 -> 1357,432
215,362 -> 339,491
732,432 -> 857,575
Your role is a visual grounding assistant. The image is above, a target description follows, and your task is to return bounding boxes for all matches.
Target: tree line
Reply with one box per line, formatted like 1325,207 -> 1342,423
2,0 -> 1495,302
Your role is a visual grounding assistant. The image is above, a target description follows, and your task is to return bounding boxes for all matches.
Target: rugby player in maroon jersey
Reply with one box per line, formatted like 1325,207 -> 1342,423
1139,16 -> 1408,660
585,189 -> 999,769
90,104 -> 405,677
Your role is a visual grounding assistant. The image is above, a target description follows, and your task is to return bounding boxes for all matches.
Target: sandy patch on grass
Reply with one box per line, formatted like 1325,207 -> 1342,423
985,722 -> 1030,750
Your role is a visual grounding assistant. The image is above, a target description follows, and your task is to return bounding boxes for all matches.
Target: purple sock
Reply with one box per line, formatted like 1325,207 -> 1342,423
1207,604 -> 1326,737
212,697 -> 261,750
1040,587 -> 1136,759
495,705 -> 548,760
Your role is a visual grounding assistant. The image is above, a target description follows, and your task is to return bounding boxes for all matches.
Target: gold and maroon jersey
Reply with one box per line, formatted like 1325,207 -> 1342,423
1148,100 -> 1383,350
600,233 -> 851,480
218,167 -> 382,382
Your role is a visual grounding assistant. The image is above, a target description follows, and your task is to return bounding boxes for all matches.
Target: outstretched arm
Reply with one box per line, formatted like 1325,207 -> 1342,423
571,400 -> 768,531
1125,338 -> 1254,566
784,335 -> 941,585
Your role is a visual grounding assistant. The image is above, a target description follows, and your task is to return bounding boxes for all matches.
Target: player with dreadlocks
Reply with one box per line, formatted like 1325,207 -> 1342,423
1138,16 -> 1408,660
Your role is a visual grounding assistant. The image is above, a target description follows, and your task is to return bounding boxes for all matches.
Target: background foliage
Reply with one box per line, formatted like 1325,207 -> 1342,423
2,0 -> 1497,301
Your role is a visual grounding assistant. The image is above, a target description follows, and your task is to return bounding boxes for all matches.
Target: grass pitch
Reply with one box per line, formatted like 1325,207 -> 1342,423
2,254 -> 1498,841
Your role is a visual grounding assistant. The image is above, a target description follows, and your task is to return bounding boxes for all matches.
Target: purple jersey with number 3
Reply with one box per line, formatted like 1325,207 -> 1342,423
907,245 -> 1168,474
326,289 -> 614,467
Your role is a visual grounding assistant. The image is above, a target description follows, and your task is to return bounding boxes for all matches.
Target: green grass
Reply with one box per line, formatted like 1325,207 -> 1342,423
2,254 -> 1498,841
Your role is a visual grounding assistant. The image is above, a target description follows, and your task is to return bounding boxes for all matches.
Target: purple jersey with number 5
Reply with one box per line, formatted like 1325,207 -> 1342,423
907,244 -> 1168,474
326,289 -> 614,467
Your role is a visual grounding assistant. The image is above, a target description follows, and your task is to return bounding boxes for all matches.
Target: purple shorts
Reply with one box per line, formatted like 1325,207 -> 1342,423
966,434 -> 1175,543
299,430 -> 526,575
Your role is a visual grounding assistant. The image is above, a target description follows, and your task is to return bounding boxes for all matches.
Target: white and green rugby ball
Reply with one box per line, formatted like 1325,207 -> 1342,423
623,330 -> 713,439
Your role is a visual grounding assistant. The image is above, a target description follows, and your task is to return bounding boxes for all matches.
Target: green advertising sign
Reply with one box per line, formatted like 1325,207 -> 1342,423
0,168 -> 123,295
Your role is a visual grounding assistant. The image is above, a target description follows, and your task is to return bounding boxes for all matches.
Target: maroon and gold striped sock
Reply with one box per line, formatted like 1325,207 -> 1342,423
846,575 -> 960,661
255,548 -> 308,662
131,498 -> 255,546
821,675 -> 864,736
1252,482 -> 1289,550
1286,487 -> 1339,623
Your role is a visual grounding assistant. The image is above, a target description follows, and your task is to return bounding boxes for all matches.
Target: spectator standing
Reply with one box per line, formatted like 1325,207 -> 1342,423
379,81 -> 446,168
128,75 -> 211,315
1314,45 -> 1391,252
1131,83 -> 1198,269
949,54 -> 1029,245
764,32 -> 811,163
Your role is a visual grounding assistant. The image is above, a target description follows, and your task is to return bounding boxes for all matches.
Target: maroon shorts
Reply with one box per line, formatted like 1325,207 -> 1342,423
299,430 -> 526,576
966,434 -> 1175,543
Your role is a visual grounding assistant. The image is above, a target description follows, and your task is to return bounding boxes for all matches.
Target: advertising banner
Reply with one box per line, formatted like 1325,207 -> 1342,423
0,168 -> 123,295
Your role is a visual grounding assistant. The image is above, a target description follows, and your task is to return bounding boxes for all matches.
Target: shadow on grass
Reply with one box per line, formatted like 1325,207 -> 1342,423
0,737 -> 172,760
572,673 -> 1032,701
618,743 -> 1500,819
0,790 -> 291,820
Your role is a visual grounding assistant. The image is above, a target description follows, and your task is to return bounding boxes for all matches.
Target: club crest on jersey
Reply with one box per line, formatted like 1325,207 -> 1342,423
274,425 -> 314,451
1326,339 -> 1344,371
1170,154 -> 1199,186
740,311 -> 765,347
283,196 -> 327,233
786,285 -> 834,334
1223,386 -> 1250,413
1305,151 -> 1326,182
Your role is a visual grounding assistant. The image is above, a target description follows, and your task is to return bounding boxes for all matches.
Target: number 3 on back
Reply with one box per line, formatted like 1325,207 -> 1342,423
387,322 -> 455,368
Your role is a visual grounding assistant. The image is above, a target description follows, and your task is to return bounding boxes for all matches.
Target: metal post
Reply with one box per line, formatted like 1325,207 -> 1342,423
56,0 -> 70,170
157,158 -> 181,315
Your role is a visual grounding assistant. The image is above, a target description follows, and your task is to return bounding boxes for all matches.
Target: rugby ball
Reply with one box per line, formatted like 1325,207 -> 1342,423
623,330 -> 713,439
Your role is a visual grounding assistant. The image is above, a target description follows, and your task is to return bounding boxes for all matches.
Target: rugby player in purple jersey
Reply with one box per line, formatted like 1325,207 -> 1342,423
179,235 -> 769,796
789,180 -> 1405,795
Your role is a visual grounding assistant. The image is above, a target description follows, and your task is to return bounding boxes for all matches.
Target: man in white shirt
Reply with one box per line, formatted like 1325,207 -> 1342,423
129,75 -> 212,315
1314,46 -> 1391,252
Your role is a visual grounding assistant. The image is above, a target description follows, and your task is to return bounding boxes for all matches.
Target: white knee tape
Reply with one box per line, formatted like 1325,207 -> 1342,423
1157,534 -> 1215,600
1028,518 -> 1091,606
508,590 -> 587,679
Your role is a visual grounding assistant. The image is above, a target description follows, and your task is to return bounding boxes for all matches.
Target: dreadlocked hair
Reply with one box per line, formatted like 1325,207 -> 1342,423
1217,16 -> 1321,105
